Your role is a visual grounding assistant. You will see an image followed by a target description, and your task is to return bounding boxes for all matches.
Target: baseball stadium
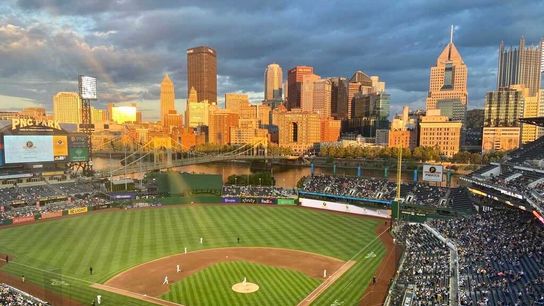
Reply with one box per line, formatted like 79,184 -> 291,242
0,117 -> 543,306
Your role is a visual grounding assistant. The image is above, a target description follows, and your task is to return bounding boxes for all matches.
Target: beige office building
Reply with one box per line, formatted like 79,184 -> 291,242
53,92 -> 81,125
482,127 -> 521,153
419,109 -> 462,157
425,32 -> 468,111
273,107 -> 321,153
225,93 -> 250,114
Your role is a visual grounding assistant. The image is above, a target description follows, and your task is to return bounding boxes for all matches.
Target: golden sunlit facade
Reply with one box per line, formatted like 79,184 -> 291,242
160,74 -> 176,124
111,105 -> 137,124
273,108 -> 321,153
425,35 -> 468,111
419,109 -> 462,157
264,63 -> 283,101
53,92 -> 81,125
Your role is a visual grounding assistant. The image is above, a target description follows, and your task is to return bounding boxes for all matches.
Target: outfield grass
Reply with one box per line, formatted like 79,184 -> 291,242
0,205 -> 385,305
163,260 -> 320,306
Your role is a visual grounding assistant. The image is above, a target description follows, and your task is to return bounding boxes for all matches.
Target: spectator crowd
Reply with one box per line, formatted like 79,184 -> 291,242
429,209 -> 544,306
299,175 -> 451,208
389,223 -> 451,305
0,283 -> 48,305
222,185 -> 297,198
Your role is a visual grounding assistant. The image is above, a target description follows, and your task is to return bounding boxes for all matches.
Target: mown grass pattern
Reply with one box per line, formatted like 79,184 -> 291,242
0,205 -> 384,305
163,261 -> 320,306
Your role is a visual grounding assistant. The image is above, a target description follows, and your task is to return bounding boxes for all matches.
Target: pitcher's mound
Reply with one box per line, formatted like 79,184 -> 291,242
232,282 -> 259,293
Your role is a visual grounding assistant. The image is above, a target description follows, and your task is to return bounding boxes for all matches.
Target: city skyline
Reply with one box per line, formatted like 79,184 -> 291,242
0,1 -> 543,120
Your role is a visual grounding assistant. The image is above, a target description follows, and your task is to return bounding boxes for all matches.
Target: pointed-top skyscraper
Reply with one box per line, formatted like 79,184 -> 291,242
160,74 -> 175,123
425,26 -> 468,112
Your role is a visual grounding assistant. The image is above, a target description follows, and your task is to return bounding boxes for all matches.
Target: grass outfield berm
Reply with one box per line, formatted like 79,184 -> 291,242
0,204 -> 387,305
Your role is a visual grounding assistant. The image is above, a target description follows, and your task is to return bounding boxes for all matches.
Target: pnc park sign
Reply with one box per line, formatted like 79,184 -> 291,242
11,118 -> 62,131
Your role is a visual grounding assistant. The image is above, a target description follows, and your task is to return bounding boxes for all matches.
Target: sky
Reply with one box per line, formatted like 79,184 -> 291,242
0,0 -> 543,121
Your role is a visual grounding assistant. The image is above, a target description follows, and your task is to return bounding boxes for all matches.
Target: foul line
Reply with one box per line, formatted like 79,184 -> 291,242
297,227 -> 391,305
91,283 -> 183,306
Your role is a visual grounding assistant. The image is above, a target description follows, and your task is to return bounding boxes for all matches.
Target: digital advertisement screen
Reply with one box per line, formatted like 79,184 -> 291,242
3,135 -> 65,164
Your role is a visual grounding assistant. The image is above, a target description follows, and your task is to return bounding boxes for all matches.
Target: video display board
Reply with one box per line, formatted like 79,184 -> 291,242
79,75 -> 97,99
3,135 -> 68,164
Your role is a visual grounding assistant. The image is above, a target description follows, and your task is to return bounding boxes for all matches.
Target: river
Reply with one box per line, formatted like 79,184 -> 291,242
92,157 -> 460,188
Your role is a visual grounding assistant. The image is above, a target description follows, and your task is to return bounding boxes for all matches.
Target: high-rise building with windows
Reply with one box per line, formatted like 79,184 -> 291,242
481,86 -> 525,152
300,73 -> 320,112
425,29 -> 468,111
312,79 -> 332,118
287,66 -> 314,110
419,109 -> 462,157
497,37 -> 542,96
264,64 -> 283,101
330,77 -> 348,119
53,92 -> 81,125
160,74 -> 175,124
187,46 -> 217,103
272,107 -> 321,153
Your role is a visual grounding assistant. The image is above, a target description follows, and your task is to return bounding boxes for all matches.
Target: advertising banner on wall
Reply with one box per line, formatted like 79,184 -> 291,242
422,165 -> 443,182
259,198 -> 275,204
276,198 -> 296,205
41,211 -> 63,219
222,197 -> 240,204
241,198 -> 258,204
12,215 -> 36,224
68,207 -> 88,215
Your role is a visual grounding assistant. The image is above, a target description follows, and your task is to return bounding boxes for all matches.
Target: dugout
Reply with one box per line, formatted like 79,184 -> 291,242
153,171 -> 223,196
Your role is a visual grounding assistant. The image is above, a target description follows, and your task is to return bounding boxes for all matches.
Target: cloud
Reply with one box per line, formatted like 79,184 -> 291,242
1,0 -> 543,118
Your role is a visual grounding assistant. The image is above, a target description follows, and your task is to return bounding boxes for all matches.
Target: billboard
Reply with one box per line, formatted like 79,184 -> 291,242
422,165 -> 443,182
68,207 -> 88,215
69,147 -> 89,162
276,198 -> 296,205
79,75 -> 97,99
222,197 -> 239,203
4,135 -> 54,164
53,136 -> 68,161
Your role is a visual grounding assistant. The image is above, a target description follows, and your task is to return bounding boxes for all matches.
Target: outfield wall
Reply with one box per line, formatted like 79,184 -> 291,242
299,198 -> 391,219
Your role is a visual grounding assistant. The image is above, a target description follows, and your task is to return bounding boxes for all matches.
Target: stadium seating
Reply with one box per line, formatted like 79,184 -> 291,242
0,283 -> 49,305
389,223 -> 451,305
429,209 -> 544,305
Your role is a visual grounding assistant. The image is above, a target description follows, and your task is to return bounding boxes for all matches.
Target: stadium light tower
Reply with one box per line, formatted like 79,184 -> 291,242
78,75 -> 97,175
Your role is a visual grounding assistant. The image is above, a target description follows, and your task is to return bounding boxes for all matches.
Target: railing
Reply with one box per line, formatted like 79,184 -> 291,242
424,224 -> 459,306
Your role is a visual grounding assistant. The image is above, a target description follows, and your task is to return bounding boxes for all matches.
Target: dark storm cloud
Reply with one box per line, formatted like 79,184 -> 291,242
1,0 -> 544,117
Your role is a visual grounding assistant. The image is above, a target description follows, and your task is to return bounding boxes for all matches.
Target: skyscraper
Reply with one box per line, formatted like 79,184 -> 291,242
425,27 -> 468,111
160,74 -> 175,124
481,86 -> 525,152
330,77 -> 348,119
264,64 -> 283,101
497,37 -> 542,96
53,92 -> 81,124
300,73 -> 320,112
312,79 -> 333,118
287,66 -> 314,110
187,46 -> 217,103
